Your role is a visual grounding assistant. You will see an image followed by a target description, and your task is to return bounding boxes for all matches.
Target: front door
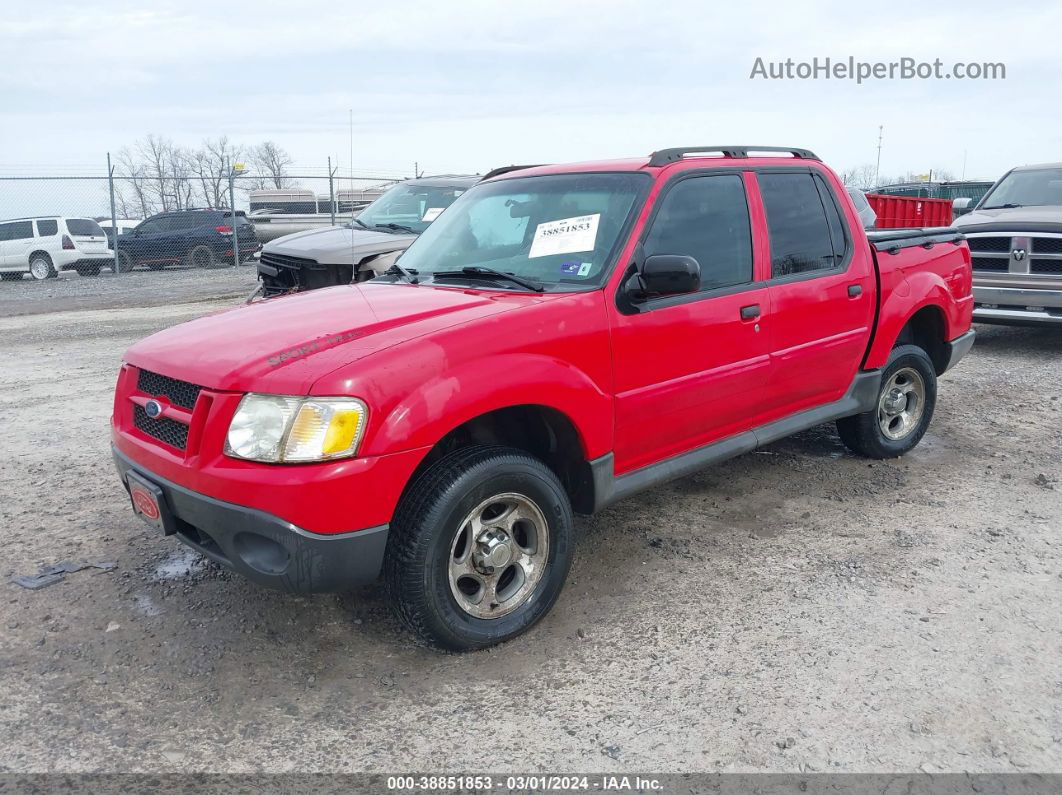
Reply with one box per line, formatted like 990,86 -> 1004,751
608,172 -> 772,475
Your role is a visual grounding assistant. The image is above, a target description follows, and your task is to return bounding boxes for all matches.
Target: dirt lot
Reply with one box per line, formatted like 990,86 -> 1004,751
1,269 -> 1060,775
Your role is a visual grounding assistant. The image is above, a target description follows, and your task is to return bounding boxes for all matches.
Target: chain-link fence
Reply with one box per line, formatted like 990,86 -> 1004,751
0,159 -> 408,285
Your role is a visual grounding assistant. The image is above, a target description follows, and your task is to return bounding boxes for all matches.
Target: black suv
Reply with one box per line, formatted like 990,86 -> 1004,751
115,209 -> 259,272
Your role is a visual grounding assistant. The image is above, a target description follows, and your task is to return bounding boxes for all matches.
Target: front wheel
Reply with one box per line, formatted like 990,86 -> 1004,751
385,446 -> 574,651
836,344 -> 937,459
186,245 -> 216,269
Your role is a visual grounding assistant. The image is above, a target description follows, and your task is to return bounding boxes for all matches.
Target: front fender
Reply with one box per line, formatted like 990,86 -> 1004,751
367,353 -> 613,459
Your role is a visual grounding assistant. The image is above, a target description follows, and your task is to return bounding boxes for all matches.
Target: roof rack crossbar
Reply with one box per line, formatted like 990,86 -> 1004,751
648,146 -> 819,167
479,164 -> 546,182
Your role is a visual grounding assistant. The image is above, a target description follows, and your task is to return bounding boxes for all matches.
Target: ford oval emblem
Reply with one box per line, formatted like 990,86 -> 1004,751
145,399 -> 163,419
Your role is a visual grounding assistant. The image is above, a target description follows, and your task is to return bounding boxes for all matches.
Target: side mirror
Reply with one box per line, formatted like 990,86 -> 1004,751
629,254 -> 700,299
952,197 -> 973,216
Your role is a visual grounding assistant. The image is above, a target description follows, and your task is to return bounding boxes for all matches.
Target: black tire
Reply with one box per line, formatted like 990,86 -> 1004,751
115,251 -> 134,273
1,272 -> 21,281
28,254 -> 57,280
186,245 -> 217,269
836,344 -> 937,459
385,445 -> 574,651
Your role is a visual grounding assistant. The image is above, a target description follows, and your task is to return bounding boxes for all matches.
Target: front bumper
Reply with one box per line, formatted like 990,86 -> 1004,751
973,284 -> 1062,326
113,447 -> 388,593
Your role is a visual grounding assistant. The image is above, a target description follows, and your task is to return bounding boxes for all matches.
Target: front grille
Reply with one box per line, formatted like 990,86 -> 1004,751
1030,258 -> 1062,274
971,256 -> 1008,272
1032,238 -> 1062,255
134,405 -> 189,450
966,236 -> 1012,253
259,251 -> 321,271
137,369 -> 201,410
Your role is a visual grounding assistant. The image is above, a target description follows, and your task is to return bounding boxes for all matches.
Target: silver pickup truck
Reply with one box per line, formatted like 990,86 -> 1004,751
953,162 -> 1062,326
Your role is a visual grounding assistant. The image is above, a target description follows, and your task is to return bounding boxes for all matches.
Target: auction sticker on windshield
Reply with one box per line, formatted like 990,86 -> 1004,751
529,214 -> 599,259
422,207 -> 445,222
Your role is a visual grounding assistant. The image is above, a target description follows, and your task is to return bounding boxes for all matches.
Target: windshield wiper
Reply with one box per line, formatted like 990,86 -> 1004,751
983,203 -> 1024,209
350,217 -> 372,230
384,262 -> 419,284
431,266 -> 544,292
375,223 -> 417,234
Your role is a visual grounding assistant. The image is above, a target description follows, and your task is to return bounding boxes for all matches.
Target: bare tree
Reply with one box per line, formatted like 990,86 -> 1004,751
251,141 -> 294,189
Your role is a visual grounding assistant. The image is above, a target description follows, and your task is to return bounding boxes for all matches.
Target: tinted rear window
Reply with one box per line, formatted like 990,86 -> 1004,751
759,173 -> 841,277
36,219 -> 59,236
66,219 -> 104,236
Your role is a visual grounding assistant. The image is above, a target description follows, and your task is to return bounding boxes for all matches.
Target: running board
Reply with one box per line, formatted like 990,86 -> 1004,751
590,370 -> 881,512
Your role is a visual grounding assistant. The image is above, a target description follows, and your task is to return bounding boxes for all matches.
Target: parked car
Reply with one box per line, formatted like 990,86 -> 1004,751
256,175 -> 479,296
846,187 -> 878,229
112,145 -> 974,650
952,161 -> 1062,326
247,185 -> 391,243
0,216 -> 112,280
98,219 -> 141,249
114,209 -> 259,272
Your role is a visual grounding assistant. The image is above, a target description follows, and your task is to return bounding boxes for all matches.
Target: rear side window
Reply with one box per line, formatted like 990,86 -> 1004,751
760,172 -> 847,277
66,218 -> 104,236
36,219 -> 59,236
644,174 -> 753,292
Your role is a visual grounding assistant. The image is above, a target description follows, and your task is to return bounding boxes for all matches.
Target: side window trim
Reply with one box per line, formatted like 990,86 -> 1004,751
637,169 -> 757,310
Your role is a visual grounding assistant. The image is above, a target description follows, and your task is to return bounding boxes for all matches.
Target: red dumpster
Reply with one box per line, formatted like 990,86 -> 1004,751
866,194 -> 953,228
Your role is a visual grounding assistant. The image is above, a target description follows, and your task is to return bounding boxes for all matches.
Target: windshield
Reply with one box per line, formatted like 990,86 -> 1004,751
392,173 -> 648,291
981,168 -> 1062,208
354,182 -> 469,234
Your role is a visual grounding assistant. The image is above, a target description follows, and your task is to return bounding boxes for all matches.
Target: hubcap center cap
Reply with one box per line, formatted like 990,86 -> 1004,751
883,388 -> 907,415
473,529 -> 513,572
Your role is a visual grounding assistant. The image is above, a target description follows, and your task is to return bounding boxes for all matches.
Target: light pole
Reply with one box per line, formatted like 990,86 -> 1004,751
228,161 -> 247,267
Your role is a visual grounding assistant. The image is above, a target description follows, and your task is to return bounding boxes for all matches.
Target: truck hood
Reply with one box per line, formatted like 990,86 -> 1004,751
954,204 -> 1062,232
123,283 -> 552,395
264,225 -> 416,264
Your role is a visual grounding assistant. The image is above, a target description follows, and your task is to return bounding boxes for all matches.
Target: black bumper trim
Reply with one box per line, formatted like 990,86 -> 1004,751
112,447 -> 387,593
942,329 -> 976,373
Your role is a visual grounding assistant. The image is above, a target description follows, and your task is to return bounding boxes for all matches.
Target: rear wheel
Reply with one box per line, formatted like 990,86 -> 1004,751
836,344 -> 937,459
28,254 -> 56,280
385,445 -> 574,651
186,245 -> 216,269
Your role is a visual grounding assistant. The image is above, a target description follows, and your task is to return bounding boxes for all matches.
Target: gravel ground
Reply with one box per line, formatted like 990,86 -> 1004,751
0,275 -> 1060,775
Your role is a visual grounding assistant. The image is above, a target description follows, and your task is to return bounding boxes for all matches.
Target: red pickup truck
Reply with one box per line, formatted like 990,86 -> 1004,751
112,145 -> 974,650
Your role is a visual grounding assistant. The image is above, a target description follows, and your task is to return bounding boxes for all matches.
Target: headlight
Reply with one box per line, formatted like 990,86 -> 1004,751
224,394 -> 368,463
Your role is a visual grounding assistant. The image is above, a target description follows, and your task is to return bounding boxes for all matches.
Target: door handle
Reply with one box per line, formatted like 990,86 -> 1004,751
848,284 -> 862,298
740,304 -> 761,320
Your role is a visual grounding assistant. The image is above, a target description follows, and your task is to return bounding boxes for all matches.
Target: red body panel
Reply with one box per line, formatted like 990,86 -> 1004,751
113,153 -> 972,535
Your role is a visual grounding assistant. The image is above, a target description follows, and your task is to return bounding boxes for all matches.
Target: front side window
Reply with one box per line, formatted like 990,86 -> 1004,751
7,221 -> 33,241
760,172 -> 843,278
36,219 -> 59,236
355,183 -> 471,234
643,174 -> 753,292
980,167 -> 1062,208
395,173 -> 648,291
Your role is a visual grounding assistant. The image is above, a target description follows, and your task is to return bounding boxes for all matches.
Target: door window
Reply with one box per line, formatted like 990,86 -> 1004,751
759,172 -> 847,277
643,175 -> 753,292
36,219 -> 59,237
6,221 -> 34,241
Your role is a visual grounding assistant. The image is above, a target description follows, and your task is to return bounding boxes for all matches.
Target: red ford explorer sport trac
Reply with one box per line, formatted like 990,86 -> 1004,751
112,146 -> 974,650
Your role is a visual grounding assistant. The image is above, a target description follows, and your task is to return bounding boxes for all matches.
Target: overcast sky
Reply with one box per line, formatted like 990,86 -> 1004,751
1,0 -> 1059,185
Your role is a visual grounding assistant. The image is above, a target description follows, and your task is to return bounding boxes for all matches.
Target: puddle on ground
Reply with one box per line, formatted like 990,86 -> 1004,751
153,547 -> 205,581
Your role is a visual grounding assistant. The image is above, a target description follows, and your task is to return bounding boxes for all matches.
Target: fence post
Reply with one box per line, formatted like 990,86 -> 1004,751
228,166 -> 238,268
328,156 -> 336,226
107,153 -> 119,276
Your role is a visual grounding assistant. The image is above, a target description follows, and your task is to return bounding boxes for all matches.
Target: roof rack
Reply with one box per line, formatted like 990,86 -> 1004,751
480,164 -> 546,182
648,146 -> 819,167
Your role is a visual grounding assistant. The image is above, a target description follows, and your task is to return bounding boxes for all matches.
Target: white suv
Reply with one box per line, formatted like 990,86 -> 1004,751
0,216 -> 114,281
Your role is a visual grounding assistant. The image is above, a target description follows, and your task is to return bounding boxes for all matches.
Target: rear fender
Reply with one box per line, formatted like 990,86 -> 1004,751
864,269 -> 956,370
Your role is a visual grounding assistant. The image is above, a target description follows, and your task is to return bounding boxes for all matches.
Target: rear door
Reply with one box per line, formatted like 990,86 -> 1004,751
608,171 -> 772,474
754,170 -> 875,419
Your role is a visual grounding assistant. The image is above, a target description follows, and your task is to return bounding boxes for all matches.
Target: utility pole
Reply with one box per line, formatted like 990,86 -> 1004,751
107,152 -> 119,276
962,149 -> 968,180
228,160 -> 247,267
874,125 -> 883,187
